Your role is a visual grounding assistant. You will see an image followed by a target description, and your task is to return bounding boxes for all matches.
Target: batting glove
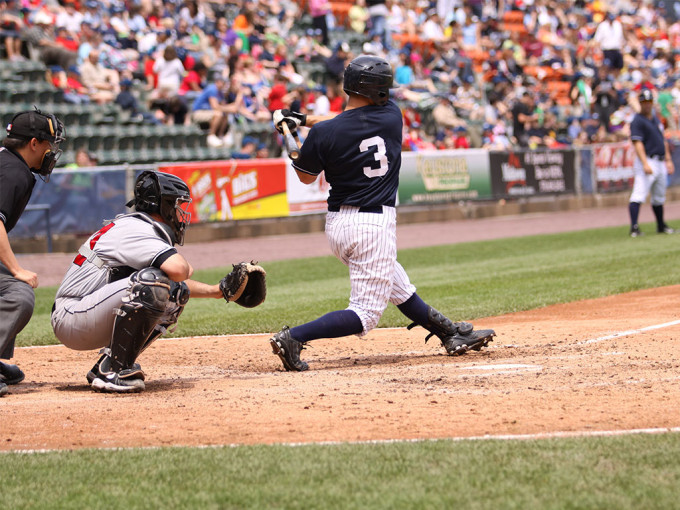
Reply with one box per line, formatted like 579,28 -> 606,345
273,109 -> 307,134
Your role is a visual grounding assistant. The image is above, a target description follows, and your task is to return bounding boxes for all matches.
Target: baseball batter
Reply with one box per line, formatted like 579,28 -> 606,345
628,88 -> 675,237
270,55 -> 495,372
51,170 -> 265,393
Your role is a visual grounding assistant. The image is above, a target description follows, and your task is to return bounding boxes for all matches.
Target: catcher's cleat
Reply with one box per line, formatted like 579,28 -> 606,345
0,382 -> 7,397
90,356 -> 145,393
86,353 -> 145,385
0,361 -> 25,385
270,327 -> 309,372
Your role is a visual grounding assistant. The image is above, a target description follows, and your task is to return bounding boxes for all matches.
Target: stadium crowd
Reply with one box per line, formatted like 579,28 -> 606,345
1,0 -> 679,154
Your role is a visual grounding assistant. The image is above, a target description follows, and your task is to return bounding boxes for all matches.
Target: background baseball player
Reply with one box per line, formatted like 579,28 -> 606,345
51,170 -> 265,393
0,109 -> 65,397
270,54 -> 495,372
628,88 -> 676,237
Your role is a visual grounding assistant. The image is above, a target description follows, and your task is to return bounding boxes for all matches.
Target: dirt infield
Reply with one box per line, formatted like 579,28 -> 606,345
3,285 -> 680,451
4,203 -> 680,451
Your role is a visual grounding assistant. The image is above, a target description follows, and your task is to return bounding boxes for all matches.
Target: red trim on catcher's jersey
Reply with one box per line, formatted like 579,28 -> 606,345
72,222 -> 116,266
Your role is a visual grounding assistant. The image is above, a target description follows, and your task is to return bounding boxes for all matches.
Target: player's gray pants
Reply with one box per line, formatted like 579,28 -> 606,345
629,158 -> 668,205
326,205 -> 416,335
0,262 -> 35,359
52,279 -> 130,351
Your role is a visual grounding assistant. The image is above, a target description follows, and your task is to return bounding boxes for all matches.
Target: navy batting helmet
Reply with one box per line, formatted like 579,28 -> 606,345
127,171 -> 192,245
638,88 -> 654,102
343,54 -> 394,106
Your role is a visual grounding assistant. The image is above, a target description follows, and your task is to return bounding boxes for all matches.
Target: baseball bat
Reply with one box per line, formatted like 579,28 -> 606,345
281,121 -> 301,161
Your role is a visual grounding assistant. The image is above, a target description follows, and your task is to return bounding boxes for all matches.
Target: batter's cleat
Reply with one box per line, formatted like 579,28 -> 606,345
443,329 -> 495,355
270,327 -> 309,372
630,225 -> 643,237
86,354 -> 145,385
0,382 -> 7,397
658,225 -> 676,234
90,356 -> 145,393
0,361 -> 25,385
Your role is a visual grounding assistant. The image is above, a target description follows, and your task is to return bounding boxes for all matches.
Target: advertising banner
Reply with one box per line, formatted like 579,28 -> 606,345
159,159 -> 288,221
592,142 -> 635,193
489,149 -> 576,198
285,159 -> 330,215
398,149 -> 493,204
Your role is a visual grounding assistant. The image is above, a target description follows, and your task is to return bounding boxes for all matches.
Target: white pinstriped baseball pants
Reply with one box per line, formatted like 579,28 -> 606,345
325,205 -> 416,335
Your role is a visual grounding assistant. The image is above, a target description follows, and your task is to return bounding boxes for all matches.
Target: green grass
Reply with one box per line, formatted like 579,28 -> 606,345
20,222 -> 680,346
9,222 -> 680,508
4,434 -> 680,509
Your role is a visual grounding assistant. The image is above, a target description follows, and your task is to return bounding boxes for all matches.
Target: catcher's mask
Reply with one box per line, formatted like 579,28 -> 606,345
127,170 -> 192,245
6,107 -> 65,182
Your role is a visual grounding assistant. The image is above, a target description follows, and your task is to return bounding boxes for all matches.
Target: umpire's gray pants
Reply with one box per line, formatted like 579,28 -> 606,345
0,262 -> 35,359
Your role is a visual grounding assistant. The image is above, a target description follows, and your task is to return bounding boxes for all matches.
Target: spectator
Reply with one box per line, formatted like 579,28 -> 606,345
308,0 -> 331,47
591,10 -> 625,74
324,41 -> 351,86
349,0 -> 369,35
151,45 -> 185,101
366,0 -> 390,50
431,94 -> 466,134
115,78 -> 159,124
511,91 -> 538,147
1,0 -> 25,61
22,10 -> 78,69
190,75 -> 241,147
79,48 -> 120,103
179,60 -> 207,100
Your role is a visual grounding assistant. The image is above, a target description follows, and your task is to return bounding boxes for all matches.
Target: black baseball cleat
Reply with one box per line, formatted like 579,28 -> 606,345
658,225 -> 676,234
0,361 -> 25,385
443,329 -> 495,356
86,354 -> 145,385
270,327 -> 309,372
630,225 -> 643,237
90,355 -> 145,393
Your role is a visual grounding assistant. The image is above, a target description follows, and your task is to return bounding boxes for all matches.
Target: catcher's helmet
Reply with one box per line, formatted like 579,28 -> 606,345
343,54 -> 394,106
127,171 -> 192,245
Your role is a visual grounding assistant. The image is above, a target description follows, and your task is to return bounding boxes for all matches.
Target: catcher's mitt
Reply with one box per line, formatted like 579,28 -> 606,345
219,262 -> 267,308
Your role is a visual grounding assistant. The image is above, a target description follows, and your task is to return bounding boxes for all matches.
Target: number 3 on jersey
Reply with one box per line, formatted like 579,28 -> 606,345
360,136 -> 389,178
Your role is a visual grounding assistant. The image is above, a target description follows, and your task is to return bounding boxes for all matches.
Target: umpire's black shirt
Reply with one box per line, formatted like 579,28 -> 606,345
0,147 -> 36,233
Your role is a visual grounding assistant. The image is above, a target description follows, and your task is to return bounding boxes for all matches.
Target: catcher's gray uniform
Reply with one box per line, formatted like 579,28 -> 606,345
52,213 -> 179,350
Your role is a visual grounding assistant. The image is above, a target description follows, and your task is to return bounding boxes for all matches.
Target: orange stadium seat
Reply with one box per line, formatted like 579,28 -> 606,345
330,2 -> 351,28
502,10 -> 524,24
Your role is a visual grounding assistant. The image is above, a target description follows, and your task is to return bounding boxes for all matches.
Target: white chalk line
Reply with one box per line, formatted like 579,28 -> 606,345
578,319 -> 680,345
3,426 -> 680,455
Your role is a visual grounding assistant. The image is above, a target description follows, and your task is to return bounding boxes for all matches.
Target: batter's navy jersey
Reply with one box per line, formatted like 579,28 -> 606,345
630,113 -> 666,157
293,99 -> 403,209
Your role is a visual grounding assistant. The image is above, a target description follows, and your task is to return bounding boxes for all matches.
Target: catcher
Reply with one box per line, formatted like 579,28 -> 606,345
51,170 -> 266,393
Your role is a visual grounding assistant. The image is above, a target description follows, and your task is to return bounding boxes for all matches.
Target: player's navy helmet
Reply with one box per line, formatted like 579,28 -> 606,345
638,88 -> 654,102
127,171 -> 192,245
343,54 -> 394,106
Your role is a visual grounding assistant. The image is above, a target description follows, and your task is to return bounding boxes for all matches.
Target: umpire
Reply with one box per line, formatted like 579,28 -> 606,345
0,109 -> 65,396
628,89 -> 675,237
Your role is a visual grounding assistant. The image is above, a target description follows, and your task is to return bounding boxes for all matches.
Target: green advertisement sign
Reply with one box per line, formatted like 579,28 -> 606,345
398,149 -> 493,204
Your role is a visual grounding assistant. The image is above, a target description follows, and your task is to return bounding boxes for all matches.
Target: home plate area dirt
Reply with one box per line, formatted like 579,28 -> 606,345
3,285 -> 680,451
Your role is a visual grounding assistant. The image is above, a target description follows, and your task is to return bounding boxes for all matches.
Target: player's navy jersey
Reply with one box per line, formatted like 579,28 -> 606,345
630,113 -> 666,157
293,99 -> 403,209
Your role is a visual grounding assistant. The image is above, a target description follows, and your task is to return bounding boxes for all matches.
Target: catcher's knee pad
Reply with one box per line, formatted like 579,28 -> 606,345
109,268 -> 189,372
